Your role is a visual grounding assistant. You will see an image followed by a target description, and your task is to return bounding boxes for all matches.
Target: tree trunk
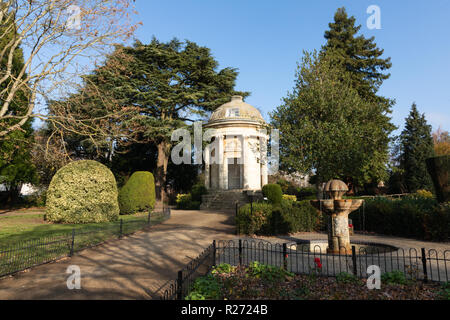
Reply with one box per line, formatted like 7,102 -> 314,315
155,140 -> 169,204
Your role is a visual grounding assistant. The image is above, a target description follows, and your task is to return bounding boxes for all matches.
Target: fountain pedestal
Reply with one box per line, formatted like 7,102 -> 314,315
311,180 -> 363,254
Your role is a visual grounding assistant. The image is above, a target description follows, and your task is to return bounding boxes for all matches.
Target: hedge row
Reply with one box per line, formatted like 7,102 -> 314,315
349,197 -> 450,241
236,200 -> 321,235
176,193 -> 201,210
275,179 -> 317,200
175,183 -> 207,210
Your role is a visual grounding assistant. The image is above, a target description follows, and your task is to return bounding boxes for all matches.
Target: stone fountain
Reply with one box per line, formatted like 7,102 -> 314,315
310,179 -> 363,254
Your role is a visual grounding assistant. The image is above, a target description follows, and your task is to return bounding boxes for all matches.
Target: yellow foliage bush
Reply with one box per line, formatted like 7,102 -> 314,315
415,189 -> 433,199
282,194 -> 297,202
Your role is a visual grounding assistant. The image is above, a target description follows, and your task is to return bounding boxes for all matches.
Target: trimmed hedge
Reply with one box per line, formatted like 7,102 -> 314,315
175,183 -> 207,210
349,197 -> 450,241
176,193 -> 201,210
236,200 -> 320,235
45,160 -> 119,224
118,171 -> 156,215
262,184 -> 283,204
276,179 -> 298,195
296,187 -> 317,200
275,179 -> 317,200
191,183 -> 208,202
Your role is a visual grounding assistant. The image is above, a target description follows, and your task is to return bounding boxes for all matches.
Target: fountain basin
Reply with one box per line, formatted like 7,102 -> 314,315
290,239 -> 399,255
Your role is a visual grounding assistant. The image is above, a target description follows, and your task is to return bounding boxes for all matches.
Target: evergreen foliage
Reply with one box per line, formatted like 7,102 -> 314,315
323,7 -> 393,105
236,200 -> 320,235
399,103 -> 435,192
46,161 -> 119,223
426,155 -> 449,203
118,171 -> 156,214
48,38 -> 245,202
349,197 -> 449,241
262,184 -> 283,204
0,19 -> 36,202
191,183 -> 208,202
271,50 -> 394,187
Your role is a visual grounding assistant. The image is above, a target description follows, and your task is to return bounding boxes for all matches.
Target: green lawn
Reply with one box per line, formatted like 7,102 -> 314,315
0,210 -> 164,245
0,209 -> 169,277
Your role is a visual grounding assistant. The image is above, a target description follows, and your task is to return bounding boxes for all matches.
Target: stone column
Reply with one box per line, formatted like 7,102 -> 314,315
260,136 -> 268,187
218,135 -> 228,190
242,135 -> 248,189
204,144 -> 210,189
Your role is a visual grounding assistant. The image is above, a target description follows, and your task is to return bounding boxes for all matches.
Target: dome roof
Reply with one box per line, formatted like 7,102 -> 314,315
208,96 -> 265,124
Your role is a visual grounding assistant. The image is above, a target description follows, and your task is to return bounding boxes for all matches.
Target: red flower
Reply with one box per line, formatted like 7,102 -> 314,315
314,257 -> 322,269
349,224 -> 353,228
285,254 -> 289,258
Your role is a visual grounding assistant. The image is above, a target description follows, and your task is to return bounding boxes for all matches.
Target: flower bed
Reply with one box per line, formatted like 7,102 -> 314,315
186,262 -> 449,300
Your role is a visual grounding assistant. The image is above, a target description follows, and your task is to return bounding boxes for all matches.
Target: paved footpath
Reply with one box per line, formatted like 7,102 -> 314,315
0,210 -> 235,300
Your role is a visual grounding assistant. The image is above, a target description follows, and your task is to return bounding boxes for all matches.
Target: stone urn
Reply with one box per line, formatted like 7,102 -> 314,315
310,179 -> 363,254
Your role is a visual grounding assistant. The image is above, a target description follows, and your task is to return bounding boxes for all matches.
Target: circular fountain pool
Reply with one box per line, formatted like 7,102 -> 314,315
290,239 -> 399,255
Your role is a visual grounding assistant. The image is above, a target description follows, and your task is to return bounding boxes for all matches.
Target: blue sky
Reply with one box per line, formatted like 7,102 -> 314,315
131,0 -> 450,134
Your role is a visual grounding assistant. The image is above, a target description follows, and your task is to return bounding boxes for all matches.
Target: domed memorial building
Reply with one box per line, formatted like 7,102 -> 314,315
201,96 -> 269,210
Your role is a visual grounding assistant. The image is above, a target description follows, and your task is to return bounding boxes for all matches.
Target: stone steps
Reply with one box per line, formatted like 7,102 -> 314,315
200,190 -> 263,211
200,190 -> 249,211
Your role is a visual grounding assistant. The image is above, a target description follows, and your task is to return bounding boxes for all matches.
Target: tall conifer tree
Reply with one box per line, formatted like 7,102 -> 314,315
323,7 -> 392,106
399,103 -> 435,192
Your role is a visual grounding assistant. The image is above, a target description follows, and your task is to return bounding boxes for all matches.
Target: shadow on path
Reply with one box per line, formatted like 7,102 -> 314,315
0,209 -> 236,300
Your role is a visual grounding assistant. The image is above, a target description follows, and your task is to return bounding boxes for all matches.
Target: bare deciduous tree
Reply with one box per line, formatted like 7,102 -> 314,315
0,0 -> 140,137
46,46 -> 142,161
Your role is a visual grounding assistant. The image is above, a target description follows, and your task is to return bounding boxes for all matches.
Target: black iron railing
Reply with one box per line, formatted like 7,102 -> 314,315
0,207 -> 171,278
162,238 -> 450,300
162,241 -> 216,300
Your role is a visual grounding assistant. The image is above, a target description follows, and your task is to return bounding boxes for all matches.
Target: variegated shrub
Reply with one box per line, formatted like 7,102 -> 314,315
45,160 -> 120,223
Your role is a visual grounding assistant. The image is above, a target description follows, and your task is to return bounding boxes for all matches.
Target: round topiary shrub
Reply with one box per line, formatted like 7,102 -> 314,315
45,160 -> 120,224
118,171 -> 156,214
262,184 -> 283,204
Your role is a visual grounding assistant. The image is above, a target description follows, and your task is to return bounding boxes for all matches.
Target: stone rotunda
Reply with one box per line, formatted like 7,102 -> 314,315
201,96 -> 269,210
